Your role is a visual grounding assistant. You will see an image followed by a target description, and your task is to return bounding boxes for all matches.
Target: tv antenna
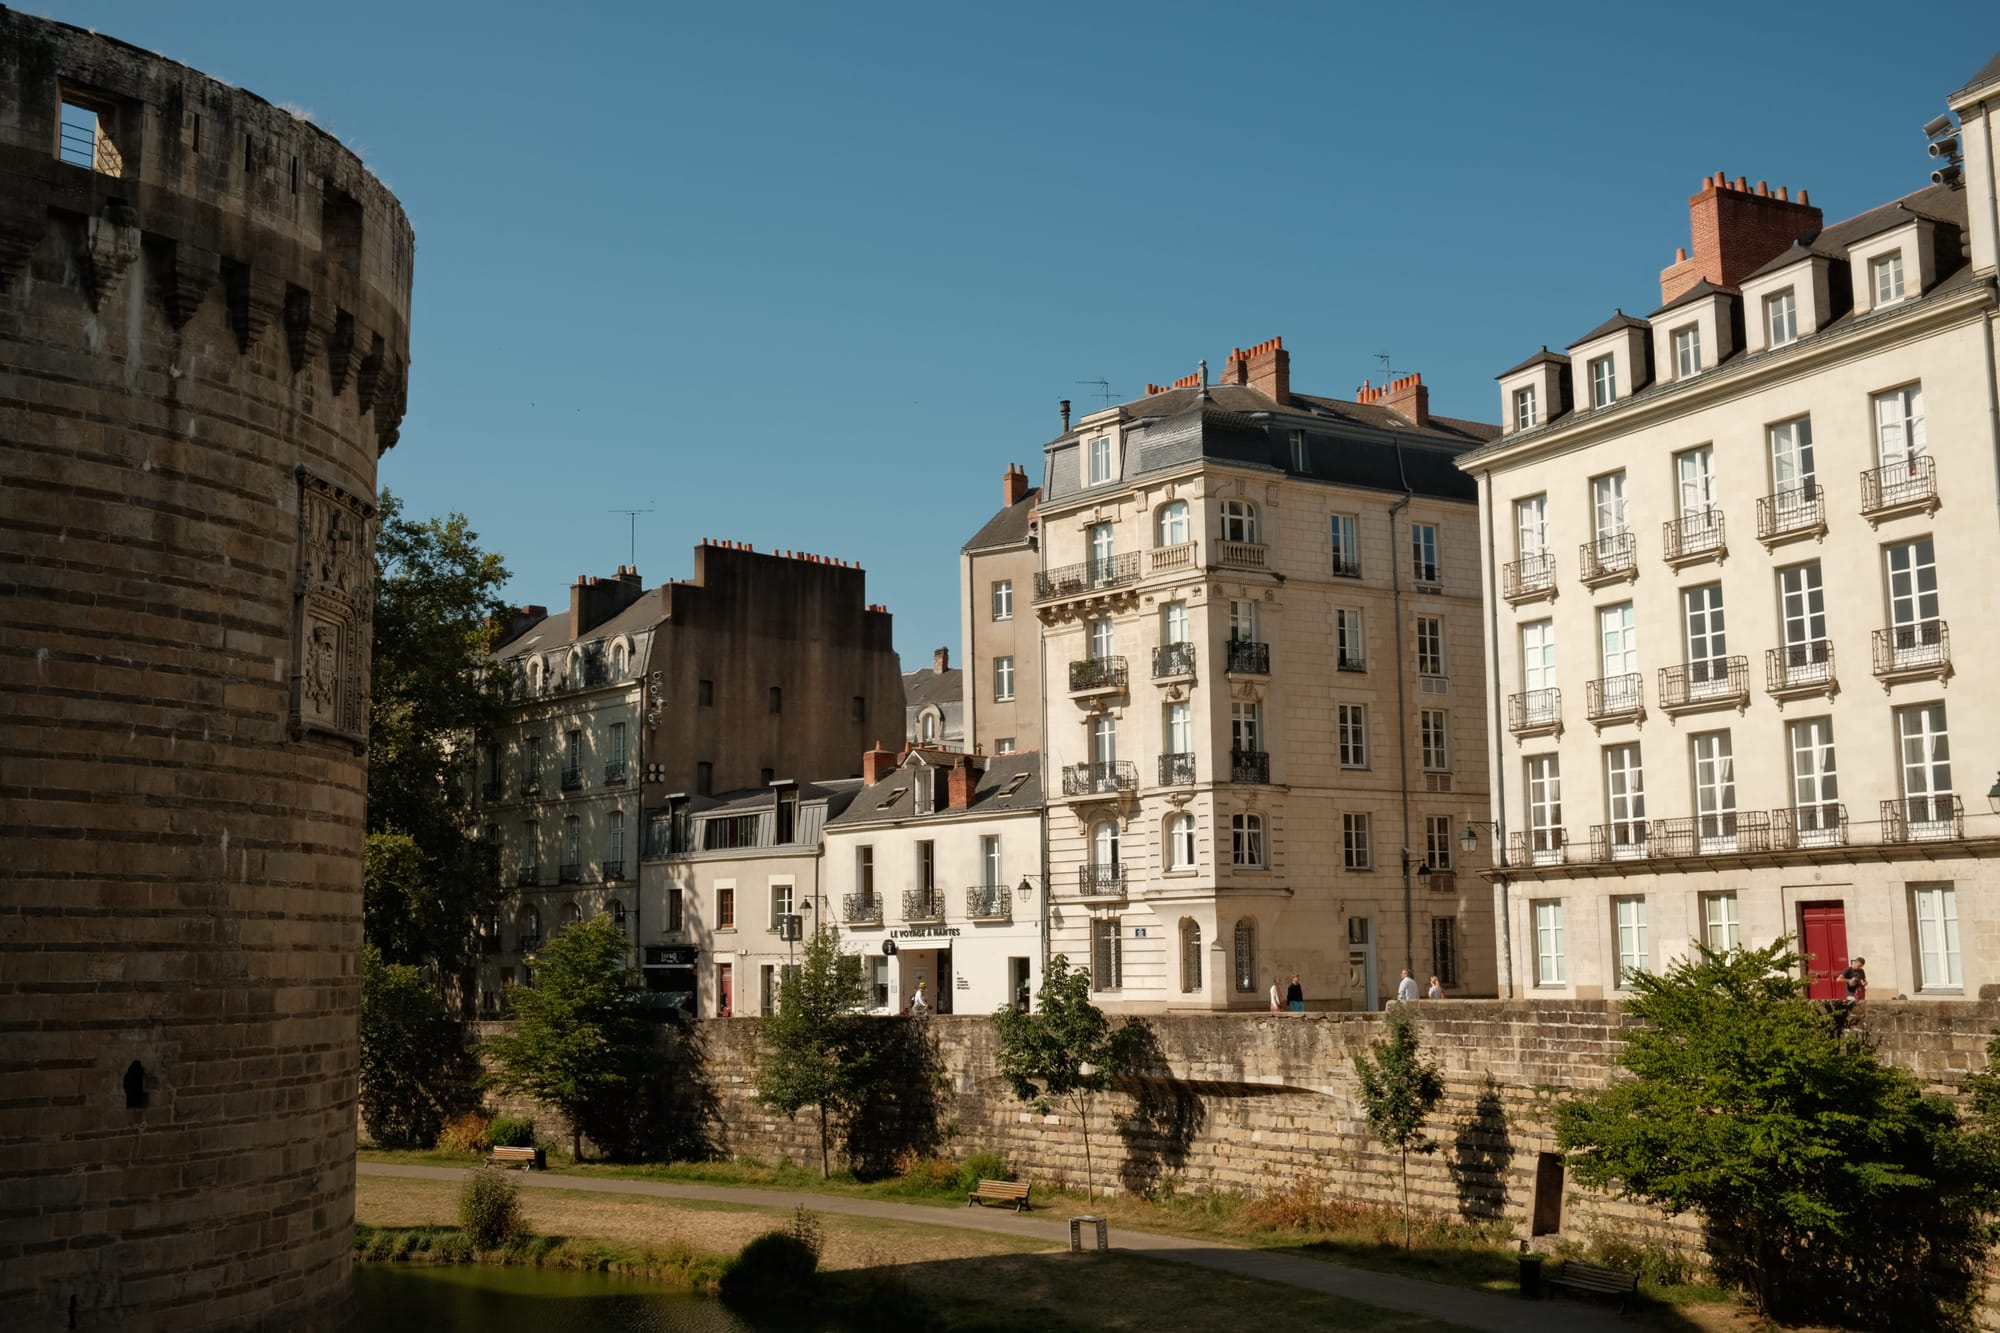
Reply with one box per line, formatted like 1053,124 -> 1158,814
1075,378 -> 1114,408
1374,351 -> 1406,381
607,506 -> 654,566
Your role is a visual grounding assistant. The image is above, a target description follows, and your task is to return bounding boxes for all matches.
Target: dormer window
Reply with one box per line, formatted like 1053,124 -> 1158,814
1766,290 -> 1798,347
1513,386 -> 1538,431
1288,430 -> 1307,471
1672,325 -> 1702,377
1087,435 -> 1113,486
1873,253 -> 1906,306
1589,356 -> 1616,408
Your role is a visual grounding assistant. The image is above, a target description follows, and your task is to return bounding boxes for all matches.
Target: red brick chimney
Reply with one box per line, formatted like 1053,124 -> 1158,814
1660,173 -> 1822,304
947,754 -> 985,809
1002,463 -> 1030,507
862,740 -> 901,786
933,646 -> 950,674
1355,373 -> 1430,428
501,604 -> 548,642
1219,336 -> 1290,405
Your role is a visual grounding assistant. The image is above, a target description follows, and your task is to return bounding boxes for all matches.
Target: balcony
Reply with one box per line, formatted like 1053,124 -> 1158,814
1332,551 -> 1362,579
843,892 -> 882,925
1337,648 -> 1366,673
561,767 -> 583,792
517,866 -> 540,887
1882,795 -> 1963,843
1649,811 -> 1772,856
480,934 -> 501,956
519,779 -> 542,798
1774,804 -> 1848,850
1756,483 -> 1825,547
1036,553 -> 1140,603
1508,830 -> 1567,867
1507,688 -> 1562,738
1153,642 -> 1196,680
1663,509 -> 1726,568
1873,620 -> 1950,684
1414,562 -> 1442,594
1860,455 -> 1938,523
1585,673 -> 1644,725
1158,752 -> 1196,786
1069,655 -> 1128,695
1580,532 -> 1637,586
965,885 -> 1011,922
902,890 -> 945,924
603,761 -> 628,785
1151,541 -> 1197,574
1077,862 -> 1127,898
1659,656 -> 1749,715
601,859 -> 625,883
1225,640 -> 1270,675
1589,821 -> 1654,862
482,779 -> 504,801
1217,540 -> 1268,571
1503,550 -> 1557,604
1766,640 -> 1836,700
1230,749 -> 1270,784
559,861 -> 583,884
1061,760 -> 1137,798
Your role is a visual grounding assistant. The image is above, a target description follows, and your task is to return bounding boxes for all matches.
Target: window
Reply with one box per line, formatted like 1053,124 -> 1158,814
1336,609 -> 1365,670
1160,601 -> 1190,649
1230,701 -> 1262,754
769,686 -> 782,714
1592,471 -> 1627,548
1288,429 -> 1307,471
1676,444 -> 1716,521
1411,523 -> 1440,585
1598,602 -> 1637,691
1164,699 -> 1192,757
1088,522 -> 1115,582
980,834 -> 1001,888
1087,435 -> 1113,485
1420,709 -> 1449,771
1897,702 -> 1953,820
920,712 -> 938,742
562,815 -> 581,866
1778,563 -> 1827,667
914,770 -> 936,816
667,888 -> 685,933
1233,920 -> 1256,992
1180,919 -> 1203,993
916,840 -> 936,895
995,737 -> 1015,754
610,722 -> 627,767
1672,324 -> 1702,377
1231,813 -> 1265,867
1431,917 -> 1459,987
698,679 -> 714,707
522,820 -> 540,876
1766,289 -> 1798,346
992,579 -> 1013,620
1514,385 -> 1538,431
1913,884 -> 1961,989
702,812 -> 761,850
1769,415 -> 1815,509
1425,814 -> 1453,870
1788,718 -> 1840,838
1416,616 -> 1445,678
1526,755 -> 1562,859
993,656 -> 1015,701
1702,892 -> 1740,952
58,100 -> 109,170
525,735 -> 542,789
1683,584 -> 1728,692
1330,514 -> 1360,576
1613,897 -> 1647,986
1091,917 -> 1123,989
767,881 -> 795,929
608,810 -> 624,864
1090,715 -> 1117,765
1693,731 -> 1737,848
1874,386 -> 1926,469
1605,743 -> 1645,855
1087,618 -> 1115,662
1873,252 -> 1906,305
853,846 -> 876,907
1342,812 -> 1372,870
565,729 -> 582,776
1885,539 -> 1939,665
1514,495 -> 1547,559
1228,598 -> 1257,643
1521,619 -> 1556,693
1088,819 -> 1121,875
1533,900 -> 1566,984
1220,499 -> 1259,544
1338,704 -> 1368,769
1156,500 -> 1189,547
1589,355 -> 1616,407
717,885 -> 735,929
1166,813 -> 1194,869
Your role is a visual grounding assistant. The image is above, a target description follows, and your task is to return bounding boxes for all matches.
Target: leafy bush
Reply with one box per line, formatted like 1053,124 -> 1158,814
787,1206 -> 824,1261
360,944 -> 476,1147
457,1169 -> 525,1249
718,1230 -> 819,1310
891,1150 -> 960,1192
488,1116 -> 536,1148
957,1151 -> 1013,1190
436,1111 -> 492,1155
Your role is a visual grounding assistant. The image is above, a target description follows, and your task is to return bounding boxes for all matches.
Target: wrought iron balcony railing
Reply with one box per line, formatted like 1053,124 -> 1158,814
519,779 -> 542,797
1767,640 -> 1834,694
1507,688 -> 1562,735
1774,804 -> 1848,849
1337,648 -> 1366,673
482,779 -> 505,801
1882,795 -> 1963,843
1503,550 -> 1557,601
1585,673 -> 1643,722
601,860 -> 625,883
1756,483 -> 1824,542
1873,620 -> 1948,678
1069,656 -> 1128,692
1860,454 -> 1937,517
603,761 -> 628,785
1580,532 -> 1636,583
965,885 -> 1011,921
1508,829 -> 1567,866
843,892 -> 882,925
517,866 -> 540,887
902,890 -> 945,923
1158,751 -> 1196,786
1225,640 -> 1270,674
1589,822 -> 1653,862
561,767 -> 583,792
1152,642 -> 1196,678
1035,552 -> 1140,601
1663,508 -> 1725,564
1331,551 -> 1362,579
1659,656 -> 1749,711
1077,863 -> 1126,897
1646,811 -> 1772,856
559,861 -> 583,884
1062,760 -> 1138,797
1230,749 -> 1270,784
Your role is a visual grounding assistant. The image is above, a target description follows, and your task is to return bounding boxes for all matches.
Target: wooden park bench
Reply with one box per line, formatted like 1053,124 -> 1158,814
487,1146 -> 542,1170
1548,1259 -> 1638,1310
966,1178 -> 1030,1212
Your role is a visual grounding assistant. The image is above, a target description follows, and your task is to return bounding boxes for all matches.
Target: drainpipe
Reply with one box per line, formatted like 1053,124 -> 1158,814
1481,469 -> 1515,998
1389,444 -> 1415,980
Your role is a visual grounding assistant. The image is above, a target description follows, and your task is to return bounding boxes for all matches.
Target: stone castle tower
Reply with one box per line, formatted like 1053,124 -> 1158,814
0,11 -> 411,1328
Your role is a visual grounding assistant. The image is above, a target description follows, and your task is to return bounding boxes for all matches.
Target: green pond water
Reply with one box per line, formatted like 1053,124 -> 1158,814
354,1263 -> 773,1332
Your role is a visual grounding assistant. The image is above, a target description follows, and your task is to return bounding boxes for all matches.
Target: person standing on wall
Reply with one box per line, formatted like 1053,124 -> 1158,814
1427,975 -> 1445,1000
1842,957 -> 1868,1002
1285,974 -> 1304,1014
1269,977 -> 1283,1013
1396,969 -> 1420,1003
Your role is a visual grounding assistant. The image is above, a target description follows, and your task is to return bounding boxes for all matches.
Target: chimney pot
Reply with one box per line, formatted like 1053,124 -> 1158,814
1059,399 -> 1071,431
933,646 -> 950,675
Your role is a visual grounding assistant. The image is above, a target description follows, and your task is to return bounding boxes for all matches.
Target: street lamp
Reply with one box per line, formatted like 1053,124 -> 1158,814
1460,820 -> 1501,859
1016,874 -> 1038,901
1987,772 -> 2000,817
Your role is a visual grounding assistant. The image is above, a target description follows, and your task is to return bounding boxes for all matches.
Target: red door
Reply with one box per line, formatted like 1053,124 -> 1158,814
1800,903 -> 1848,1000
717,963 -> 733,1017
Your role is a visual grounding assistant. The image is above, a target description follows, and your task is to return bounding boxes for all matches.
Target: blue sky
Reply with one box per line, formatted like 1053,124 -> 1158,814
37,1 -> 2000,667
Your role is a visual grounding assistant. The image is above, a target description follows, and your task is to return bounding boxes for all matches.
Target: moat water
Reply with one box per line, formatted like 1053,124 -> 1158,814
354,1264 -> 761,1332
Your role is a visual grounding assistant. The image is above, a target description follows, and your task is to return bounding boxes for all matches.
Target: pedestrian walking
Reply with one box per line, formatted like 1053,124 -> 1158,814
1427,975 -> 1445,1000
1285,974 -> 1305,1014
1269,978 -> 1282,1013
1396,969 -> 1419,1002
909,982 -> 928,1015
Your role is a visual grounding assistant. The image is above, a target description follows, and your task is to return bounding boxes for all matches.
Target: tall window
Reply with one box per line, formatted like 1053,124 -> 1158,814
1088,618 -> 1114,661
1289,429 -> 1308,471
1885,538 -> 1939,665
1425,814 -> 1453,869
1897,702 -> 1953,821
991,580 -> 1012,620
1416,616 -> 1445,677
1090,715 -> 1117,765
1231,813 -> 1265,867
1431,918 -> 1459,987
856,845 -> 875,902
1598,602 -> 1637,700
1180,919 -> 1203,993
1233,920 -> 1257,992
1533,900 -> 1565,984
1330,514 -> 1360,576
562,815 -> 580,868
1778,563 -> 1827,667
1092,917 -> 1122,990
1676,444 -> 1717,521
1228,598 -> 1258,643
1156,501 -> 1189,547
1342,812 -> 1372,869
1591,471 -> 1627,549
1410,523 -> 1440,584
565,730 -> 583,777
1419,709 -> 1449,771
1683,584 -> 1728,690
1788,717 -> 1839,837
1336,609 -> 1365,670
1087,435 -> 1112,485
1220,499 -> 1259,543
771,881 -> 795,926
1514,385 -> 1538,431
917,840 -> 935,894
981,834 -> 1001,888
608,810 -> 624,864
1613,897 -> 1647,986
1162,600 -> 1189,645
1091,820 -> 1120,870
1766,288 -> 1798,346
1913,884 -> 1961,989
522,821 -> 540,875
1164,700 -> 1192,756
1521,619 -> 1556,694
1874,386 -> 1925,468
1672,324 -> 1702,377
1769,416 -> 1815,500
525,735 -> 542,789
1514,495 -> 1547,559
1873,252 -> 1906,305
993,656 -> 1015,701
1605,743 -> 1645,855
1166,813 -> 1194,869
1337,704 -> 1368,769
610,722 -> 627,767
1087,522 -> 1114,582
717,886 -> 735,929
1702,891 -> 1740,951
1692,731 -> 1737,848
1526,755 -> 1562,859
1589,355 -> 1616,407
1231,702 -> 1263,757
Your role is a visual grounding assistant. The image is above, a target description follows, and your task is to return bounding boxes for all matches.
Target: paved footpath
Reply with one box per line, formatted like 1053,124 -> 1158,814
359,1162 -> 1631,1333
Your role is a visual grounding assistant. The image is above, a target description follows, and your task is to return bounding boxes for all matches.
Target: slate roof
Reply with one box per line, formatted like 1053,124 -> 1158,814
685,778 -> 863,820
961,487 -> 1040,553
901,666 -> 962,710
1651,279 -> 1733,318
1495,347 -> 1571,380
1744,184 -> 1968,281
1567,311 -> 1651,348
491,590 -> 663,660
1955,51 -> 2000,95
825,750 -> 1044,826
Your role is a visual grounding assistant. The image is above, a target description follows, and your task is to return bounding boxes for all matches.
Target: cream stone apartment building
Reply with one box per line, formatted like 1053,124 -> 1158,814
1461,55 -> 2000,1000
1032,338 -> 1499,1010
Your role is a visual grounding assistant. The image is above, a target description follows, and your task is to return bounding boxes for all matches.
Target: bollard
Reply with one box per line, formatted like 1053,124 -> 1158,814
1068,1215 -> 1108,1253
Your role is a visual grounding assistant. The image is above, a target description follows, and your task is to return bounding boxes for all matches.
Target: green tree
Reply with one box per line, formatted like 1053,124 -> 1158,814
365,490 -> 511,1001
756,925 -> 870,1178
1353,1002 -> 1445,1247
992,953 -> 1137,1201
359,944 -> 474,1146
483,915 -> 655,1161
1556,939 -> 2000,1328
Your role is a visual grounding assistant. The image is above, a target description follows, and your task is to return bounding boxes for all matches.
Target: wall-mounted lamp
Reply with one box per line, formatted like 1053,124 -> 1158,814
1459,820 -> 1501,857
1016,874 -> 1040,901
1987,772 -> 2000,817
